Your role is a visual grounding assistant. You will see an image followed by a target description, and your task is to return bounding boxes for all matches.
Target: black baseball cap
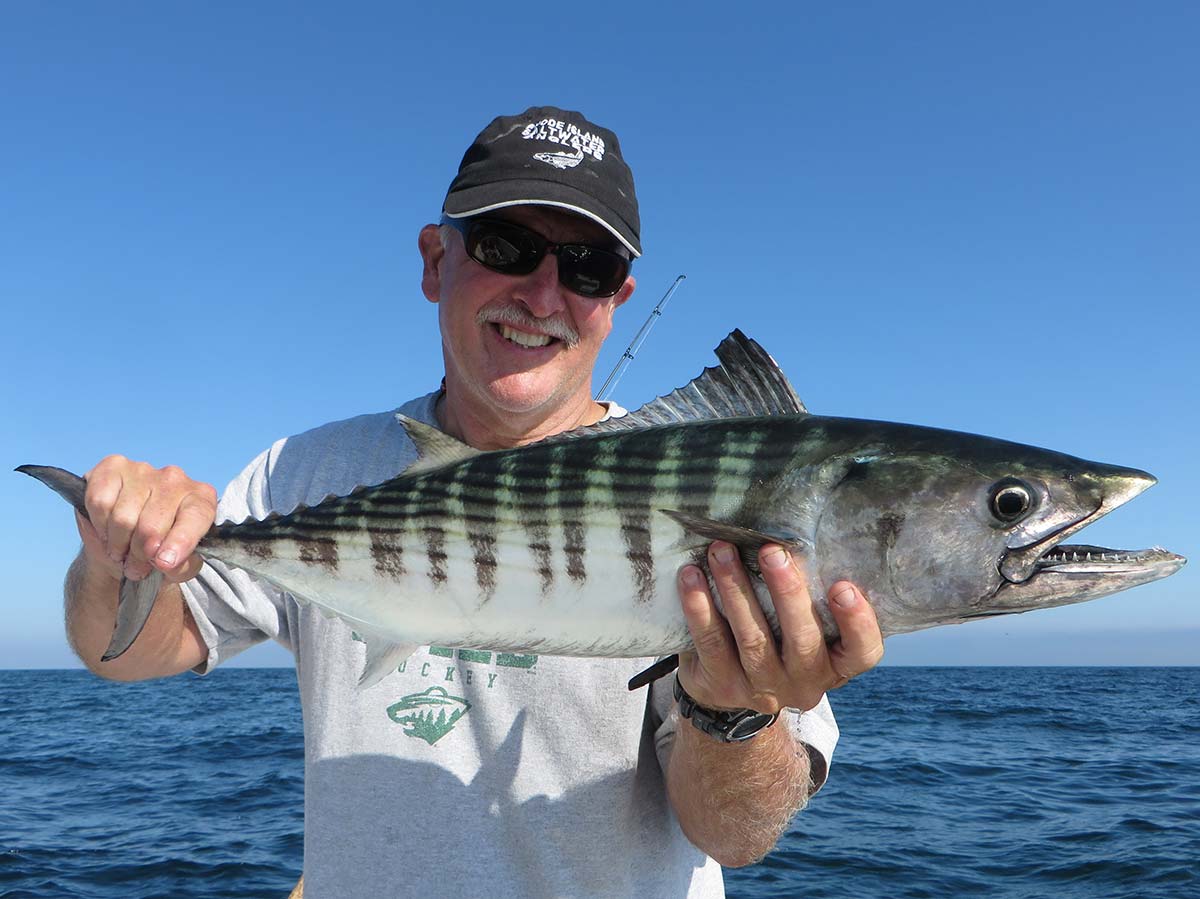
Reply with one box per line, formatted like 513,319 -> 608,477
442,105 -> 641,258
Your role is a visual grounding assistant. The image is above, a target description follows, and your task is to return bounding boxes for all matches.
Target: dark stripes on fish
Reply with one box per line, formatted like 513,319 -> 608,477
297,535 -> 339,571
469,531 -> 498,599
501,439 -> 562,596
611,426 -> 675,603
370,529 -> 405,580
563,518 -> 587,585
423,524 -> 448,586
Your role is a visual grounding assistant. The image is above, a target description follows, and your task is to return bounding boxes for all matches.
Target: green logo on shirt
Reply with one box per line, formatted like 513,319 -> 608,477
380,647 -> 539,744
387,686 -> 471,745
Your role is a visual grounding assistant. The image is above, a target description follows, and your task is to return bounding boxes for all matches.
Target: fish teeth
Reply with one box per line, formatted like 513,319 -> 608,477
499,325 -> 552,348
1046,549 -> 1152,564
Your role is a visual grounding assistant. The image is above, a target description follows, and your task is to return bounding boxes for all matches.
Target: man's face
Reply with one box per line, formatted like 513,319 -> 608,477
419,205 -> 636,421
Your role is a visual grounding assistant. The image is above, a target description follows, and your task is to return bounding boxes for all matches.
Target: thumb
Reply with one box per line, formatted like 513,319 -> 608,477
75,511 -> 121,580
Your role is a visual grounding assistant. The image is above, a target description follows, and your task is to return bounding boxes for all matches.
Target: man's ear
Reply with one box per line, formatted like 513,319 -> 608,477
612,274 -> 636,309
596,274 -> 637,341
418,224 -> 445,303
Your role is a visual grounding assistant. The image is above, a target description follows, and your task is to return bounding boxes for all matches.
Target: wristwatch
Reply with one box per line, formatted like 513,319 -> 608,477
673,676 -> 780,743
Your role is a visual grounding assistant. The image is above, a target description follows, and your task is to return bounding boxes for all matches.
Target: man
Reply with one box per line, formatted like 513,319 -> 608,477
63,106 -> 884,897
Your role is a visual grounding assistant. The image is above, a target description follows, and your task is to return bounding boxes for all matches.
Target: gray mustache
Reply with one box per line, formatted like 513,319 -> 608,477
479,306 -> 580,348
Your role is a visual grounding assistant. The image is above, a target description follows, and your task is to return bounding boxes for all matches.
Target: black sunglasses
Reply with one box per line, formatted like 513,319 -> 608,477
441,215 -> 631,299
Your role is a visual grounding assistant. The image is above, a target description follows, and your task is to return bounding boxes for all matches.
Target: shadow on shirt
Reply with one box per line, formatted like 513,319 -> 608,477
299,709 -> 717,898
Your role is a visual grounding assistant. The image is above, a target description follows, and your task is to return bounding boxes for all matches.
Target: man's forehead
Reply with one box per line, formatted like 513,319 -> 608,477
492,205 -> 618,247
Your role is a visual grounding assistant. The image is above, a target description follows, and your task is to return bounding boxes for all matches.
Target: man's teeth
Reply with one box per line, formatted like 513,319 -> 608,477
499,324 -> 553,348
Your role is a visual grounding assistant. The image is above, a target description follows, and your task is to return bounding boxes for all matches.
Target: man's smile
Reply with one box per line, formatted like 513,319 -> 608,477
495,322 -> 555,348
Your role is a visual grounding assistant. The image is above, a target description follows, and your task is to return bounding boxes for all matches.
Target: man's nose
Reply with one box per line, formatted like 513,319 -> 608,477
511,251 -> 568,317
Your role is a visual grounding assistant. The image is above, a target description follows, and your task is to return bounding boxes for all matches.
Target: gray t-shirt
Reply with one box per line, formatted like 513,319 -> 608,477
180,393 -> 840,899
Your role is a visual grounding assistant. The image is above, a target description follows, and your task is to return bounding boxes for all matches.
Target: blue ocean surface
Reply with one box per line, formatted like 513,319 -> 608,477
1,667 -> 1196,898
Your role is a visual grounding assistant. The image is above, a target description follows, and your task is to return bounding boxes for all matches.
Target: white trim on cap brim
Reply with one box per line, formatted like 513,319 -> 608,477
444,200 -> 641,258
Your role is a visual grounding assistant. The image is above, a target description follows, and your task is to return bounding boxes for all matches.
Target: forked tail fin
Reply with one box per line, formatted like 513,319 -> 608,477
16,465 -> 88,516
17,463 -> 161,663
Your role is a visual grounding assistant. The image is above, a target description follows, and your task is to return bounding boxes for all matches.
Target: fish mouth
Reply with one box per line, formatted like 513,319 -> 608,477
1034,543 -> 1184,576
998,467 -> 1157,585
990,467 -> 1185,613
981,542 -> 1186,618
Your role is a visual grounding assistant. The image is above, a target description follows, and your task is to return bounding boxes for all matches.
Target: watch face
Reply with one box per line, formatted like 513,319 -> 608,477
674,676 -> 779,742
726,712 -> 779,742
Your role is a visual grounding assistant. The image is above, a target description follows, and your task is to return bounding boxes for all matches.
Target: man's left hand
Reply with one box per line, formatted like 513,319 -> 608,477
677,541 -> 884,714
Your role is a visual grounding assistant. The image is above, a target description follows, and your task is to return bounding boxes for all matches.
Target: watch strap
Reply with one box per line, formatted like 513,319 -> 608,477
673,676 -> 780,743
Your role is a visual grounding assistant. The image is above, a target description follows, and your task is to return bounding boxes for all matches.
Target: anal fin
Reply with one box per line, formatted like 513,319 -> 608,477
358,639 -> 419,689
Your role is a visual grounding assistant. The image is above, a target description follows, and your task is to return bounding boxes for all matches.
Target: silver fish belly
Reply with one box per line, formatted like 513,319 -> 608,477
203,418 -> 791,659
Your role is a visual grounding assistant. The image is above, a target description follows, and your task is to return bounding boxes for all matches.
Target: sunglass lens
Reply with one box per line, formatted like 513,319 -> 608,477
557,246 -> 627,298
467,222 -> 541,274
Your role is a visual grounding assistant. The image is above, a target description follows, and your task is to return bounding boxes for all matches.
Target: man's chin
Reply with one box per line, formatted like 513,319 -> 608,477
481,368 -> 592,416
483,380 -> 561,415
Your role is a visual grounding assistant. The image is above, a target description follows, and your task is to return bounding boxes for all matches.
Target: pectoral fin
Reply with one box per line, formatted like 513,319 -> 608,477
102,571 -> 164,661
661,510 -> 808,577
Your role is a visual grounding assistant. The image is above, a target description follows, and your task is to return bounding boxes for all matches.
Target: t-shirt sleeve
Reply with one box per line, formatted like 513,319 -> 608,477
651,675 -> 841,793
179,443 -> 295,674
176,401 -> 430,676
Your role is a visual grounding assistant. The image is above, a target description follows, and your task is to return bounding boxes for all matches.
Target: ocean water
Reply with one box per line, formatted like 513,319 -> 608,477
1,667 -> 1196,898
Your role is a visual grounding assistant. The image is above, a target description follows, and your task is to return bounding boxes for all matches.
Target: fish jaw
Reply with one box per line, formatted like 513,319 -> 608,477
997,466 -> 1157,583
985,466 -> 1185,618
984,463 -> 1180,609
984,545 -> 1186,619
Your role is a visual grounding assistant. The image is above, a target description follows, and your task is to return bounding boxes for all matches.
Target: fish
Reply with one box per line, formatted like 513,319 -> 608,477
533,148 -> 585,169
18,331 -> 1185,688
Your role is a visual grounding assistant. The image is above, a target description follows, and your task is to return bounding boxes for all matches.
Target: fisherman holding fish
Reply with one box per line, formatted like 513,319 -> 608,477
56,107 -> 886,897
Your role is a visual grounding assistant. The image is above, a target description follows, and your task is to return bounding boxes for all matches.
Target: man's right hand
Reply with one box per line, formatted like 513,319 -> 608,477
78,455 -> 218,585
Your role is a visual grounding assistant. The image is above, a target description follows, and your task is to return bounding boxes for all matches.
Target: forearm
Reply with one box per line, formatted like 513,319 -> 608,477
666,715 -> 812,867
65,550 -> 206,681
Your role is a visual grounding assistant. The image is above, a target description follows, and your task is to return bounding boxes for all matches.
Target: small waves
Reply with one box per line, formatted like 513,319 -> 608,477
0,668 -> 304,899
729,667 -> 1200,899
3,667 -> 1198,898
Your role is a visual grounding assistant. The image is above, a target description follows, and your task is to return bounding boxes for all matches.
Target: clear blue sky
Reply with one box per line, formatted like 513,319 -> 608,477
2,3 -> 1196,668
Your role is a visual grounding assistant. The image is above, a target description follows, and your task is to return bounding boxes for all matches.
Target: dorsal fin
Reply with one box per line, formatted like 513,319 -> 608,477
570,329 -> 807,438
213,417 -> 479,529
210,417 -> 480,530
394,414 -> 481,473
712,328 -> 807,415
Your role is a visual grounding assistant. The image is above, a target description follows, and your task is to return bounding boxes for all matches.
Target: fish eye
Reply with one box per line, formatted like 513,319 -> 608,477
990,479 -> 1033,523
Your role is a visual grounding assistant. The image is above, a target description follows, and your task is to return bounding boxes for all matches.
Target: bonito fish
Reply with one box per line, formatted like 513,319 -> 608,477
19,332 -> 1185,687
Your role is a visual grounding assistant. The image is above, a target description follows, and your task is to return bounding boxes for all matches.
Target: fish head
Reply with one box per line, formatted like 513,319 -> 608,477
801,423 -> 1186,635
